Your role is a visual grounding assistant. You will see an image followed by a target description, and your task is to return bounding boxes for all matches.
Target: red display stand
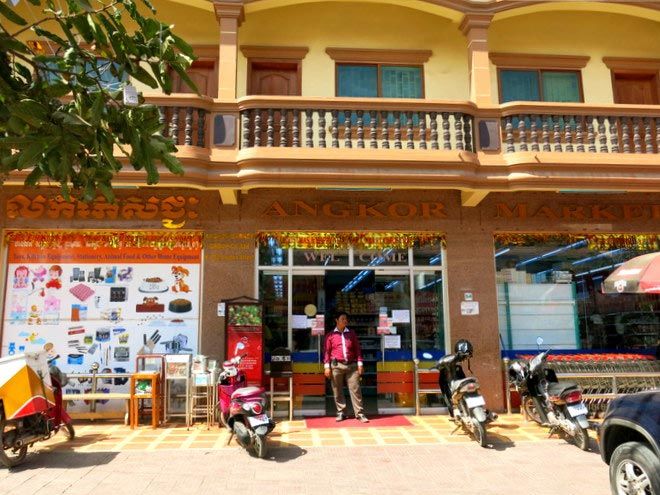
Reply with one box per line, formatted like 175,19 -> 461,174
224,296 -> 264,387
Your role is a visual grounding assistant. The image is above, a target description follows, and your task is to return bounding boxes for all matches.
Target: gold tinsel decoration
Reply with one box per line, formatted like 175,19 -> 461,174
494,233 -> 659,251
256,232 -> 446,250
4,230 -> 204,250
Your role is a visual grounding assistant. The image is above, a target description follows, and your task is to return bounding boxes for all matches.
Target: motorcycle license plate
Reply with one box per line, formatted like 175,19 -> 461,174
567,403 -> 588,418
464,395 -> 486,408
248,414 -> 270,427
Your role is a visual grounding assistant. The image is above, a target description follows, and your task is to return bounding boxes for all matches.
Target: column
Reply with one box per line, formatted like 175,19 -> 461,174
213,1 -> 244,100
445,229 -> 504,411
459,14 -> 493,106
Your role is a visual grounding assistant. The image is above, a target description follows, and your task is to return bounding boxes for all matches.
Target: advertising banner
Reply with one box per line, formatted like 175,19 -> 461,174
225,300 -> 263,387
0,231 -> 202,413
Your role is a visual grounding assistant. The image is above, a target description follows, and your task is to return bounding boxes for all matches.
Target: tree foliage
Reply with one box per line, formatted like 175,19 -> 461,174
0,0 -> 196,200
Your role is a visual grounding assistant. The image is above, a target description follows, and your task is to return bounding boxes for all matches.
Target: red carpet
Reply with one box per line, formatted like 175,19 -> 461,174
305,415 -> 412,429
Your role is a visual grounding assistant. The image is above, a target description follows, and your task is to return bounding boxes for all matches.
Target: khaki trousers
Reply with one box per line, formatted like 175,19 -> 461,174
330,362 -> 364,416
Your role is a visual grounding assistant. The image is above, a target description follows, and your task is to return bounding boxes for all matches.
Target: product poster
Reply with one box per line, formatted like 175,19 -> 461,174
0,231 -> 202,413
225,300 -> 263,387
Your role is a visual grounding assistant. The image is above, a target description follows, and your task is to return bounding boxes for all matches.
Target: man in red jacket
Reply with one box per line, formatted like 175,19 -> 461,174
324,311 -> 369,423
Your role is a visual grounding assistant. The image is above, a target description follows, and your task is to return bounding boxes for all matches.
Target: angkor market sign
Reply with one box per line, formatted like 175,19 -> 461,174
264,201 -> 448,218
496,203 -> 660,221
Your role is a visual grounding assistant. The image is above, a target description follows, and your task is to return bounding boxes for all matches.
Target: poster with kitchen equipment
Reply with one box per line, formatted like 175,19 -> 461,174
225,298 -> 264,387
0,231 -> 202,413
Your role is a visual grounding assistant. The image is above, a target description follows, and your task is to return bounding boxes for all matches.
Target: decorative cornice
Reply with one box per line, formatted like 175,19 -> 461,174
459,13 -> 494,35
603,57 -> 660,72
241,46 -> 309,60
213,1 -> 245,25
325,48 -> 432,65
489,52 -> 590,69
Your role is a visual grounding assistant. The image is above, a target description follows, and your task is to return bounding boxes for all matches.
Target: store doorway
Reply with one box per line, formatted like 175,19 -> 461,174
292,270 -> 411,416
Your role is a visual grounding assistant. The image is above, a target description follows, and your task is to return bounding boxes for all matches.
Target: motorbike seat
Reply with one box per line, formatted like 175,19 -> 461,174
546,381 -> 578,396
231,386 -> 265,399
450,377 -> 478,393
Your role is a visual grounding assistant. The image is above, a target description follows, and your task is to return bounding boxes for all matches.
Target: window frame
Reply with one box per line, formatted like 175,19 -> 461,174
335,62 -> 425,99
496,67 -> 584,104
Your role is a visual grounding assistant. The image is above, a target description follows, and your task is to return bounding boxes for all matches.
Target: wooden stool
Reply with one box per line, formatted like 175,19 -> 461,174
130,372 -> 161,428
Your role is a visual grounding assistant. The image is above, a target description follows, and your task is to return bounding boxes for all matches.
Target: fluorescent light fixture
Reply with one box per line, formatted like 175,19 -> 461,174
516,240 -> 587,268
576,261 -> 624,278
571,249 -> 625,266
495,248 -> 510,258
421,277 -> 442,290
429,254 -> 442,265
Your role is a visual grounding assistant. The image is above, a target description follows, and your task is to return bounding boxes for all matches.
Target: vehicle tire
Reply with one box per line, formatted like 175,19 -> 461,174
570,419 -> 589,451
62,423 -> 75,441
473,420 -> 488,448
0,408 -> 27,468
523,397 -> 542,425
610,441 -> 660,495
252,434 -> 268,459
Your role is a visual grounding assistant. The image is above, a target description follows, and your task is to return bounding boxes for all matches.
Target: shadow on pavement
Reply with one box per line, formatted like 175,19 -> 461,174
486,432 -> 516,451
5,451 -> 119,472
260,442 -> 308,463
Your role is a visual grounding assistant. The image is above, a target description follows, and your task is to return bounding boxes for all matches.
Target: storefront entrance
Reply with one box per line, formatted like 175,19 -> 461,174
257,234 -> 447,417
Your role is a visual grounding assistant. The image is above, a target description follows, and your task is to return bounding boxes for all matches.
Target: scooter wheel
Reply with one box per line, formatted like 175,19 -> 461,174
473,421 -> 488,448
252,434 -> 268,459
62,423 -> 75,441
0,410 -> 27,468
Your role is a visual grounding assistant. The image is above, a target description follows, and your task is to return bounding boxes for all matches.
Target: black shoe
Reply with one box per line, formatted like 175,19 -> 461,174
336,412 -> 346,422
356,414 -> 369,423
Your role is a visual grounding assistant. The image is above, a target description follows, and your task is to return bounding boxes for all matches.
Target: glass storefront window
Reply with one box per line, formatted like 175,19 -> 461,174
494,237 -> 658,351
412,243 -> 443,266
414,271 -> 445,355
259,271 -> 288,353
258,237 -> 287,266
353,248 -> 409,266
292,249 -> 349,266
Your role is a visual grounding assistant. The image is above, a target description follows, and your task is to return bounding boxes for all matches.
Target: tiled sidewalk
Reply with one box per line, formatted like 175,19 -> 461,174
40,414 -> 556,453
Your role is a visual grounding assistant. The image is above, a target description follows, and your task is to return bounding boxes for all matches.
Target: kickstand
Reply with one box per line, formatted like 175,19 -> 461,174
450,422 -> 461,435
226,431 -> 234,446
547,426 -> 559,438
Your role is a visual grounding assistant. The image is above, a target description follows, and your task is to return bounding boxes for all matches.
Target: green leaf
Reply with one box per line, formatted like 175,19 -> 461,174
0,1 -> 27,25
10,100 -> 48,128
17,141 -> 45,170
24,167 -> 44,186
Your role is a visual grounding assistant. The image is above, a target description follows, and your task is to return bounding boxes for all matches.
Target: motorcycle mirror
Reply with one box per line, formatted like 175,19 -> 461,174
536,336 -> 544,349
422,352 -> 433,359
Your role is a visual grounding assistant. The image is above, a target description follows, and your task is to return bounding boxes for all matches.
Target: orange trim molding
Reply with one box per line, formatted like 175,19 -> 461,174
241,45 -> 309,60
489,52 -> 590,69
602,57 -> 660,72
326,47 -> 432,64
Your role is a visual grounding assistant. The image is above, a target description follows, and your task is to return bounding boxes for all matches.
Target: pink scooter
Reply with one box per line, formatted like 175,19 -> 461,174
217,354 -> 274,458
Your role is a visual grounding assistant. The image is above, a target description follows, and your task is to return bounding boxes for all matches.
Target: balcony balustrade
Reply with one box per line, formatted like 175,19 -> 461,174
147,95 -> 660,160
237,98 -> 475,152
500,104 -> 660,155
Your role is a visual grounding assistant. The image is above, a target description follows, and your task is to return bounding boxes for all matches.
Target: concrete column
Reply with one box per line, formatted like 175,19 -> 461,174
213,1 -> 244,100
459,14 -> 494,106
445,229 -> 505,411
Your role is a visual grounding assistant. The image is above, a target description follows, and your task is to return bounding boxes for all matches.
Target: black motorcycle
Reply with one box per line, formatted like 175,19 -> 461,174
508,337 -> 590,451
427,339 -> 497,447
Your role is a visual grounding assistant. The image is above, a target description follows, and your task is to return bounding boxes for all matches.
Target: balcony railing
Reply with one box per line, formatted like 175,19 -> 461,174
145,95 -> 660,159
237,97 -> 476,152
500,103 -> 660,154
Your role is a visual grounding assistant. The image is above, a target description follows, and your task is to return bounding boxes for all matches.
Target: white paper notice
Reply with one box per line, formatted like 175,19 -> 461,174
461,301 -> 480,316
292,314 -> 309,328
391,309 -> 410,323
383,334 -> 401,349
